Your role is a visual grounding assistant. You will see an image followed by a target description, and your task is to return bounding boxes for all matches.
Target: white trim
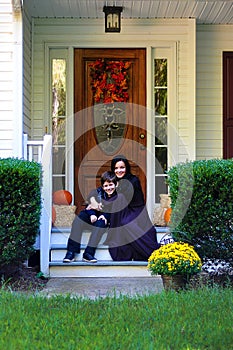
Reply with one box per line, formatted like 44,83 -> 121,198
12,8 -> 23,157
188,18 -> 196,161
148,45 -> 178,210
40,134 -> 52,276
66,46 -> 74,196
31,17 -> 35,137
167,43 -> 178,168
44,44 -> 50,134
46,47 -> 74,196
146,46 -> 154,217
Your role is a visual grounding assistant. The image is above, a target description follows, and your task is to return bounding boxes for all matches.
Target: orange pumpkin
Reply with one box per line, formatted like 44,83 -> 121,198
52,206 -> 56,225
164,207 -> 172,224
52,190 -> 72,205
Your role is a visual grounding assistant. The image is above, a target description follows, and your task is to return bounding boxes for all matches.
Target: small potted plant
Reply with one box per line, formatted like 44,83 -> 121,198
148,241 -> 202,290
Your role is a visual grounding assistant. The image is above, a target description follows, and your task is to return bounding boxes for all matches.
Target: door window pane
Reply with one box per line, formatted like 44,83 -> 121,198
154,59 -> 167,86
155,176 -> 168,203
154,88 -> 167,115
155,147 -> 167,174
155,117 -> 167,145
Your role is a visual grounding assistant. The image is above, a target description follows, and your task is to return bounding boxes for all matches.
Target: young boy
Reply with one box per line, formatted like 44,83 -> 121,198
63,171 -> 117,263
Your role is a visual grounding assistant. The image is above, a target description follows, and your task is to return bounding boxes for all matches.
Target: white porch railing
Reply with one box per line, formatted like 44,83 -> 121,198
23,134 -> 52,276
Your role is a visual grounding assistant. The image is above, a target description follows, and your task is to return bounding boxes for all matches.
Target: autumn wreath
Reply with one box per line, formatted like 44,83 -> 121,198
89,59 -> 131,104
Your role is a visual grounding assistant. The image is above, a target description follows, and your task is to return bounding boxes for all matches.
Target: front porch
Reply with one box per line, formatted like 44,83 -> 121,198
24,134 -> 170,278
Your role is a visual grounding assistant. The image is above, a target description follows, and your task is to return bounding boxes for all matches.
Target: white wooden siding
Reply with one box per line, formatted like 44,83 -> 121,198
0,0 -> 23,158
22,8 -> 32,137
31,39 -> 45,139
196,25 -> 233,160
0,0 -> 14,157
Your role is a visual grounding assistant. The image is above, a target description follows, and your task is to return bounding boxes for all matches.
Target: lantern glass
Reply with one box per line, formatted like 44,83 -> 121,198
103,6 -> 123,33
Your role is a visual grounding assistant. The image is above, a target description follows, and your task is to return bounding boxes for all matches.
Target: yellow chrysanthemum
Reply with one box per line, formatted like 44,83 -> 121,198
147,241 -> 202,276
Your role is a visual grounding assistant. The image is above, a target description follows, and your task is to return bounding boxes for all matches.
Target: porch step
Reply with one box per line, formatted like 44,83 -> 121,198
50,226 -> 170,245
50,227 -> 108,245
49,260 -> 150,278
51,244 -> 112,261
49,226 -> 171,278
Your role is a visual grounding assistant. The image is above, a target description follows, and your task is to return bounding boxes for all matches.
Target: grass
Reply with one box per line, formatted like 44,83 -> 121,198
0,286 -> 232,350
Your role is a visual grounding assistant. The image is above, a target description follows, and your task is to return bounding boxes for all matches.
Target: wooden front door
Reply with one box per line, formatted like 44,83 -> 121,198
223,52 -> 233,159
74,48 -> 146,211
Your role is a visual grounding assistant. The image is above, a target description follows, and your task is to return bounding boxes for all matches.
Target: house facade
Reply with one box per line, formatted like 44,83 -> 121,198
1,0 -> 233,275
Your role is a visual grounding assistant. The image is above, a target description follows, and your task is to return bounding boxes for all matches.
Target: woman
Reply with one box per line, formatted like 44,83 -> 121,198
104,155 -> 160,261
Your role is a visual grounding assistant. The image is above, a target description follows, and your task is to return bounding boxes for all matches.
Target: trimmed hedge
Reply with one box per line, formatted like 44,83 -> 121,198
0,158 -> 42,267
167,159 -> 233,260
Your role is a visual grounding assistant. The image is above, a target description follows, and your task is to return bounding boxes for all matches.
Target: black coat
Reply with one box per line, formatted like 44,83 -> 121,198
105,173 -> 159,261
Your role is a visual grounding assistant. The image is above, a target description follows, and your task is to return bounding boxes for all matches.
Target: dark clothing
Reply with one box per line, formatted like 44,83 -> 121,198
85,187 -> 112,223
67,210 -> 107,256
104,173 -> 159,261
67,187 -> 116,256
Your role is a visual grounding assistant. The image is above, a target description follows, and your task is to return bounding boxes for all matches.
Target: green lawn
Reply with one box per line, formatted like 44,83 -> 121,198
0,286 -> 232,350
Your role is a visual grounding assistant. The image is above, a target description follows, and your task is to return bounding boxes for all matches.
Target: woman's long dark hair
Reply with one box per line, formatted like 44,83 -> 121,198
111,155 -> 131,175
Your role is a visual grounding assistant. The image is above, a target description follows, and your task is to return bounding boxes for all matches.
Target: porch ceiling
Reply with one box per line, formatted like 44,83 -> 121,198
23,0 -> 233,24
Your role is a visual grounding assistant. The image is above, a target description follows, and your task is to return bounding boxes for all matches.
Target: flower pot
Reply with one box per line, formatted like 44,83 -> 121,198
161,274 -> 188,291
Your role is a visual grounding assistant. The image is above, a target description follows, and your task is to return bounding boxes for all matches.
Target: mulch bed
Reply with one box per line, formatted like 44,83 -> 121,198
0,263 -> 49,293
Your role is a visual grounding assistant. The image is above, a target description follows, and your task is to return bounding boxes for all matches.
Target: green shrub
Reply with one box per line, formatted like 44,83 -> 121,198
0,158 -> 42,267
167,159 -> 233,260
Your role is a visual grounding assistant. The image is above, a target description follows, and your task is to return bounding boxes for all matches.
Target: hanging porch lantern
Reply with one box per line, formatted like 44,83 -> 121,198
103,5 -> 123,33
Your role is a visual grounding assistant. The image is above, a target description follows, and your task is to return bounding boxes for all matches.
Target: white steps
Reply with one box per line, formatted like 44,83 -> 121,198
51,244 -> 112,261
49,227 -> 170,278
49,261 -> 150,278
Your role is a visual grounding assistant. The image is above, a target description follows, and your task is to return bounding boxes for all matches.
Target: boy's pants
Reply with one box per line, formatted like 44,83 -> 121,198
67,209 -> 107,256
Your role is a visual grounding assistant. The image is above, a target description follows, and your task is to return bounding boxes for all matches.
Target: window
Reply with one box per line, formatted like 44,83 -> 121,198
51,57 -> 67,192
154,58 -> 168,202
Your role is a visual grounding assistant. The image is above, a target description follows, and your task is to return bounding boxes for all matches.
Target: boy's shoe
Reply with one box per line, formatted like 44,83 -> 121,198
63,251 -> 75,263
82,253 -> 97,263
